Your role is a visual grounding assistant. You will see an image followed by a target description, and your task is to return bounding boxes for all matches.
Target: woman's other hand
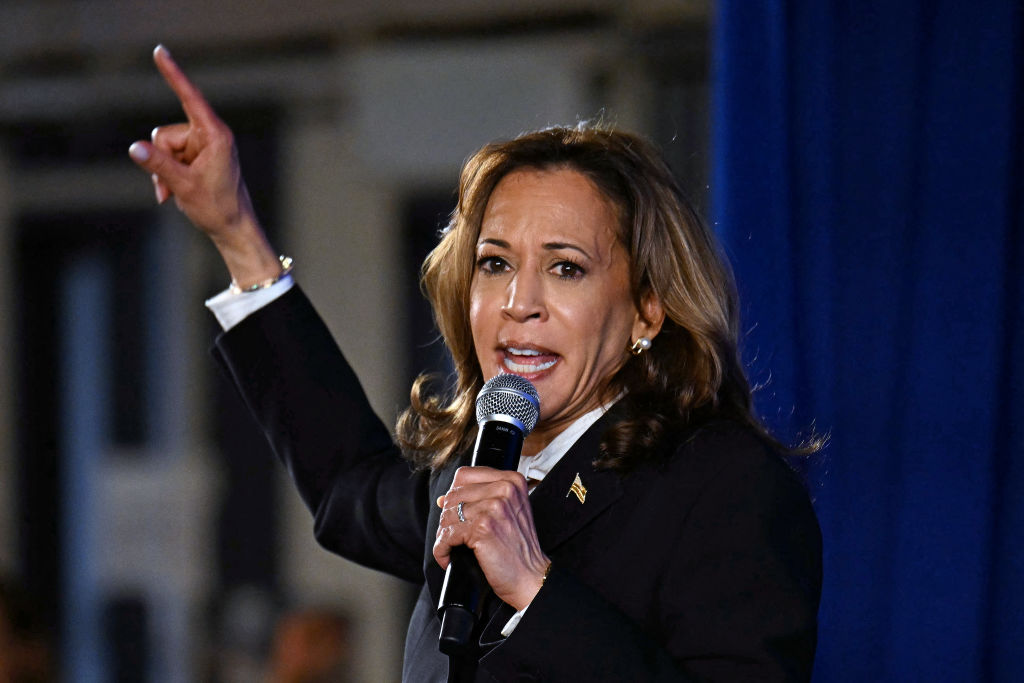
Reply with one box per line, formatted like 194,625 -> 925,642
128,45 -> 280,288
434,467 -> 552,611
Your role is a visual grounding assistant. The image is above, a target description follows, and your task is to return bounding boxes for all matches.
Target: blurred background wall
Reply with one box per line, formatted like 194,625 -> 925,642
0,1 -> 709,681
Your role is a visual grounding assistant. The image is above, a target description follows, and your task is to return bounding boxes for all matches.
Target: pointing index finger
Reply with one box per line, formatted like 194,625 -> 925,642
153,45 -> 217,125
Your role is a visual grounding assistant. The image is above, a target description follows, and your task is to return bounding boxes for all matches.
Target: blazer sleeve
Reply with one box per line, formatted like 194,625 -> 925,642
480,430 -> 822,682
212,286 -> 430,583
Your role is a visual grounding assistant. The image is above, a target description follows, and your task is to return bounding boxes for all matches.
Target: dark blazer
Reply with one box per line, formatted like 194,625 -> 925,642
213,287 -> 822,682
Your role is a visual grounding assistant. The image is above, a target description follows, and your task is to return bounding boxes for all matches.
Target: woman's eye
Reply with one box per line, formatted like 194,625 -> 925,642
553,260 -> 585,280
477,256 -> 510,274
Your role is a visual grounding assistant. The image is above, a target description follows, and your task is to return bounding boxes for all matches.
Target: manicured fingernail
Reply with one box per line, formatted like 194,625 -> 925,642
154,44 -> 170,59
129,142 -> 150,162
436,496 -> 444,508
151,127 -> 159,142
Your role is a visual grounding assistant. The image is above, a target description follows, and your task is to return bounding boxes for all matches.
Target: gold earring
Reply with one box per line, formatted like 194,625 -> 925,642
630,337 -> 652,355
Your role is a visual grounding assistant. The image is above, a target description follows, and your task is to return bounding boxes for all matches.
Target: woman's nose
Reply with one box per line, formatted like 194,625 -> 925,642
501,271 -> 546,322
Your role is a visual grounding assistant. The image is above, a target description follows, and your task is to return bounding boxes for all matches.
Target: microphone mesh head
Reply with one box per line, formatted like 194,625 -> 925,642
475,374 -> 541,435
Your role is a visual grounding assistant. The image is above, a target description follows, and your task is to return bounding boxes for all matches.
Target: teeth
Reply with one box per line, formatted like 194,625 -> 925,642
504,358 -> 557,374
507,347 -> 543,356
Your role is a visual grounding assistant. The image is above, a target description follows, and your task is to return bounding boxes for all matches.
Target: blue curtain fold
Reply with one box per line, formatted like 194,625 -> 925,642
712,1 -> 1023,679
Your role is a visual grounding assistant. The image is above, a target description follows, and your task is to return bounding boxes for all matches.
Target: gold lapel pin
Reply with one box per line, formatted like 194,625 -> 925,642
567,473 -> 587,504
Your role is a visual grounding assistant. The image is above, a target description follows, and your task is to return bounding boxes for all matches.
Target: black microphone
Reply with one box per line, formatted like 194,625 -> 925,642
437,373 -> 540,656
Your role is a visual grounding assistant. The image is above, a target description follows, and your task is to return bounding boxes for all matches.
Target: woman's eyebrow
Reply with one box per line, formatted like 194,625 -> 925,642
476,238 -> 593,260
544,242 -> 592,260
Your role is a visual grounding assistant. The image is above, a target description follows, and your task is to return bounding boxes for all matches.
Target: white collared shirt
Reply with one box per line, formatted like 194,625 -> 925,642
516,401 -> 609,484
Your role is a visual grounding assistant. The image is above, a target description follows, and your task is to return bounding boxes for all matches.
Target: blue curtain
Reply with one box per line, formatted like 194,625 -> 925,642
711,1 -> 1023,680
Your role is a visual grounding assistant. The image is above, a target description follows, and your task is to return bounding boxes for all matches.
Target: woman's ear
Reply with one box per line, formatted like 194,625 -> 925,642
633,291 -> 666,342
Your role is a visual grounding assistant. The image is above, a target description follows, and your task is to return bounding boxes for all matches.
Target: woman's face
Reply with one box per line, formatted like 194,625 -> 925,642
469,167 -> 661,451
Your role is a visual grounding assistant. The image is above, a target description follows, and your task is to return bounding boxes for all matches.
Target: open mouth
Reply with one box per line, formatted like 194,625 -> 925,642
502,346 -> 560,375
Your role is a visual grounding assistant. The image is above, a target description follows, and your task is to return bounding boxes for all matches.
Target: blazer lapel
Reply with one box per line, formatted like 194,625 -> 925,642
528,410 -> 623,553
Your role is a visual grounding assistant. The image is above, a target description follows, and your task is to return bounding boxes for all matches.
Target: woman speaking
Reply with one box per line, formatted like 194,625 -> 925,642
129,46 -> 821,682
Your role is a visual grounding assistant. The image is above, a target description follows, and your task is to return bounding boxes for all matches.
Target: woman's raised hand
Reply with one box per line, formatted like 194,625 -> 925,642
128,45 -> 281,288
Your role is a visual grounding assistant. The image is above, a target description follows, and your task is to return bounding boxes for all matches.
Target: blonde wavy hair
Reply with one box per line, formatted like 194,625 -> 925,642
397,123 -> 772,471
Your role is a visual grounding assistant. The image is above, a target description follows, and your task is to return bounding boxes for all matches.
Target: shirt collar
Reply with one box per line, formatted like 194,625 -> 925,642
516,397 -> 618,485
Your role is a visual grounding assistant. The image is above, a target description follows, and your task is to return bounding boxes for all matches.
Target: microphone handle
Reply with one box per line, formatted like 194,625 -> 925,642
438,420 -> 524,655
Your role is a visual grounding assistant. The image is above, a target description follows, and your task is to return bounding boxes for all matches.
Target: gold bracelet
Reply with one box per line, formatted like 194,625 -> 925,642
228,255 -> 294,295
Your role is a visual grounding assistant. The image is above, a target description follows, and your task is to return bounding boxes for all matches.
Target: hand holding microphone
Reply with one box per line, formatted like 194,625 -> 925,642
434,374 -> 550,654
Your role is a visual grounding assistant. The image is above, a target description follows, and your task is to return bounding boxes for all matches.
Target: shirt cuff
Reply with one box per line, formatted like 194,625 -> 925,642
204,274 -> 295,331
500,605 -> 529,638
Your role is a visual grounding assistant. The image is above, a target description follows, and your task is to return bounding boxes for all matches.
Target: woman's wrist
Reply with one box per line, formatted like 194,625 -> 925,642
210,214 -> 282,290
228,255 -> 293,294
509,558 -> 553,611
